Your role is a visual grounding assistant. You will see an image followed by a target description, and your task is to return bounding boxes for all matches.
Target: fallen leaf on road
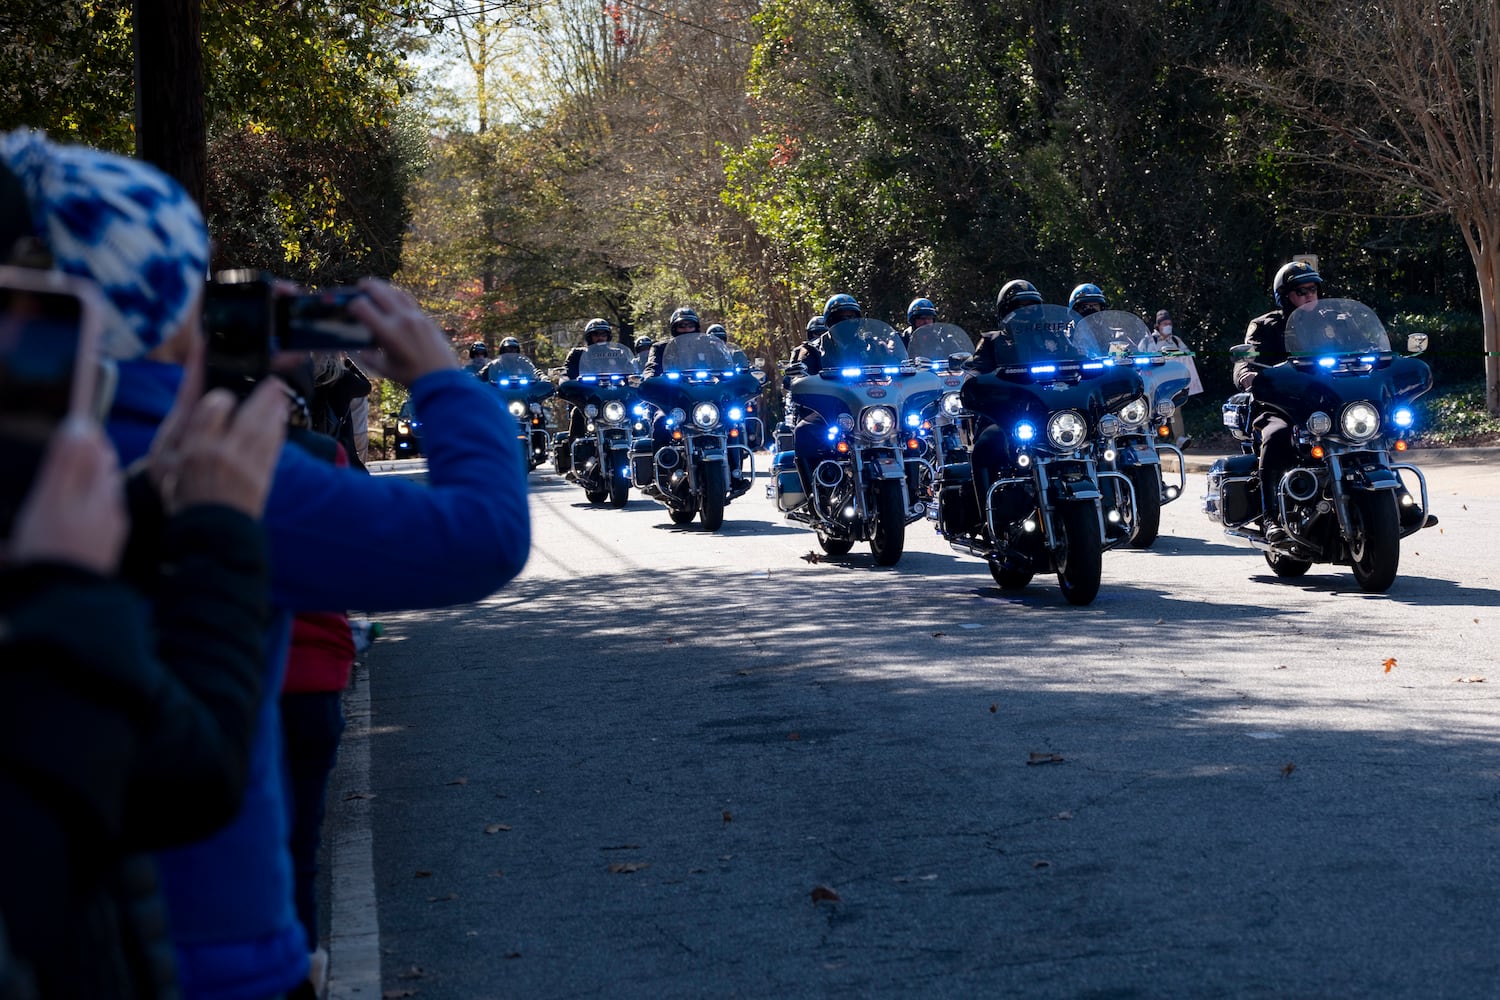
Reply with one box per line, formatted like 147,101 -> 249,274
1154,618 -> 1164,625
504,952 -> 522,960
722,810 -> 733,825
989,703 -> 998,713
1026,752 -> 1065,766
484,824 -> 511,834
413,870 -> 433,878
344,791 -> 376,801
488,870 -> 505,878
397,966 -> 425,980
1281,762 -> 1296,779
1031,860 -> 1051,869
608,862 -> 650,874
1054,811 -> 1074,820
932,631 -> 947,638
602,844 -> 642,851
1383,657 -> 1397,673
787,732 -> 801,741
665,636 -> 677,644
1456,676 -> 1487,684
427,893 -> 457,902
383,990 -> 418,999
445,777 -> 467,786
810,885 -> 841,903
801,551 -> 822,563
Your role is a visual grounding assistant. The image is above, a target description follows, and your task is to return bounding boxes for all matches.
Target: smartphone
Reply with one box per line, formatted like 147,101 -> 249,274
202,269 -> 274,397
0,265 -> 106,537
276,287 -> 373,350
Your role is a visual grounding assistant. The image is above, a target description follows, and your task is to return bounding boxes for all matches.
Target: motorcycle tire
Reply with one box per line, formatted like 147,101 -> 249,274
869,480 -> 906,567
699,463 -> 727,531
818,532 -> 854,557
585,488 -> 609,504
669,506 -> 697,525
1054,503 -> 1103,606
988,557 -> 1033,590
1348,490 -> 1400,592
1125,465 -> 1162,549
1263,550 -> 1312,578
609,469 -> 630,508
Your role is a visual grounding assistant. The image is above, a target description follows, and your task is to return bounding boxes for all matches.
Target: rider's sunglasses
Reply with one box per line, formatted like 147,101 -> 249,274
673,322 -> 696,332
1289,284 -> 1320,299
1076,304 -> 1102,316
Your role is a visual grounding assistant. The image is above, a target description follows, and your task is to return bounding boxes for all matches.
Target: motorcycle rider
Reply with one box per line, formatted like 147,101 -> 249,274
633,334 -> 654,374
479,337 -> 529,381
1067,283 -> 1107,318
641,306 -> 702,377
790,294 -> 864,496
558,318 -> 617,475
972,279 -> 1044,375
707,323 -> 754,371
462,340 -> 489,376
900,297 -> 938,347
1233,260 -> 1323,543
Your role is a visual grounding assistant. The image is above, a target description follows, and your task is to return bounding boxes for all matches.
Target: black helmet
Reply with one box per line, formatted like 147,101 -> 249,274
805,315 -> 828,339
706,323 -> 728,341
996,279 -> 1043,320
634,335 -> 653,352
906,297 -> 937,324
822,293 -> 862,325
584,318 -> 613,343
498,337 -> 521,354
668,307 -> 701,336
1067,283 -> 1106,315
468,340 -> 488,358
1273,260 -> 1323,309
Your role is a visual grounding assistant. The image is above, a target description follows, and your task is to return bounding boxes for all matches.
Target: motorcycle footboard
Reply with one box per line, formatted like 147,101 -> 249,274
1392,462 -> 1432,539
1096,469 -> 1133,551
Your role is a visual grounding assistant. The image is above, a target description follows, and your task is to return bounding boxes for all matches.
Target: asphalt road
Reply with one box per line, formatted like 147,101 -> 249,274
329,449 -> 1500,999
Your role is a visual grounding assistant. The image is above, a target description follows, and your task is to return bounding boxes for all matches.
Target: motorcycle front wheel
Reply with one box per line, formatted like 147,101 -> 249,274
1054,503 -> 1103,606
699,463 -> 727,531
1125,465 -> 1162,549
869,480 -> 906,567
1348,490 -> 1400,592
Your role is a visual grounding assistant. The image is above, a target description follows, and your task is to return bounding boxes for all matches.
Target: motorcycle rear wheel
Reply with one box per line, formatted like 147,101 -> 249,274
699,463 -> 727,531
1054,503 -> 1103,606
988,557 -> 1033,590
1348,490 -> 1400,592
869,480 -> 906,567
1125,465 -> 1161,549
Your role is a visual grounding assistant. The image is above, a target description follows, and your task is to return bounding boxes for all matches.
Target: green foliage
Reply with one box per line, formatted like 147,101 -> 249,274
1413,381 -> 1500,447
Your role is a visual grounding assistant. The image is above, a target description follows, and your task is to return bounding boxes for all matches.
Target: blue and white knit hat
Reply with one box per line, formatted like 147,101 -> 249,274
0,128 -> 209,360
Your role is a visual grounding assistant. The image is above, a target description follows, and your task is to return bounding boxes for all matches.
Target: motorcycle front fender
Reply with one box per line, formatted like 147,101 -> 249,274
868,451 -> 906,480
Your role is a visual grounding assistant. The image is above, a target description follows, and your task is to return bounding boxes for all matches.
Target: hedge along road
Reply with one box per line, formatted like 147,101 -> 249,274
330,449 -> 1499,998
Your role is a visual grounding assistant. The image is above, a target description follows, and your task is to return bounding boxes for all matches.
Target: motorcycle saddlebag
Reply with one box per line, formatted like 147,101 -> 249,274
1204,454 -> 1259,525
1221,393 -> 1253,442
772,450 -> 805,511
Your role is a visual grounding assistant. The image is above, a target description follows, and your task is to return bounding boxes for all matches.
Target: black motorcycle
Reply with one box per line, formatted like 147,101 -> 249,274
926,304 -> 1143,605
1204,299 -> 1434,592
487,355 -> 555,471
553,342 -> 641,507
634,333 -> 762,530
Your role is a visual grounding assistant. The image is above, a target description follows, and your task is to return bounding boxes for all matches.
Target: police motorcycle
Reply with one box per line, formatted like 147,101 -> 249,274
769,318 -> 947,566
1075,310 -> 1193,548
486,354 -> 555,471
1204,299 -> 1434,593
634,333 -> 763,530
552,341 -> 641,506
904,322 -> 978,504
925,304 -> 1143,605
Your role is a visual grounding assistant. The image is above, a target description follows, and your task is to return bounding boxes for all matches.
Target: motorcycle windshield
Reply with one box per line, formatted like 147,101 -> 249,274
907,322 -> 975,368
488,355 -> 541,383
579,342 -> 638,377
660,333 -> 737,376
1076,310 -> 1152,360
995,304 -> 1092,366
1285,299 -> 1392,357
819,318 -> 909,372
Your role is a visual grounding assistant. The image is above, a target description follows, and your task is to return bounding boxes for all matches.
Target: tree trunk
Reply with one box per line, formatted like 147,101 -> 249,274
132,0 -> 206,209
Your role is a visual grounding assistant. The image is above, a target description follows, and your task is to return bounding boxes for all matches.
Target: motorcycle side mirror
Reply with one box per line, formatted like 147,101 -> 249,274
948,351 -> 973,370
1406,333 -> 1429,356
1228,344 -> 1254,362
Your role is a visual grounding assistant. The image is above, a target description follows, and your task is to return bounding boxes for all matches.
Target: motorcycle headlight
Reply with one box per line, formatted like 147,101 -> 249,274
1047,410 -> 1088,451
602,400 -> 627,423
692,402 -> 720,429
1307,411 -> 1333,436
1099,414 -> 1122,438
1392,406 -> 1414,430
941,391 -> 964,417
862,406 -> 897,437
1118,396 -> 1149,429
1340,402 -> 1380,442
669,407 -> 687,426
837,413 -> 856,431
584,403 -> 599,419
508,400 -> 528,419
1155,400 -> 1176,419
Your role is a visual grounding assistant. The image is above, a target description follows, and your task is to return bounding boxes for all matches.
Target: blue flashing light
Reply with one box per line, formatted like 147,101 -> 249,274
518,378 -> 529,386
632,403 -> 647,417
667,371 -> 681,380
1030,364 -> 1058,375
840,366 -> 861,378
581,375 -> 598,383
728,407 -> 745,422
1015,421 -> 1036,442
695,369 -> 709,380
826,426 -> 841,441
498,378 -> 512,386
905,413 -> 921,428
1317,356 -> 1336,369
882,366 -> 900,375
1359,355 -> 1377,364
1393,407 -> 1414,429
1082,361 -> 1105,371
1134,356 -> 1152,366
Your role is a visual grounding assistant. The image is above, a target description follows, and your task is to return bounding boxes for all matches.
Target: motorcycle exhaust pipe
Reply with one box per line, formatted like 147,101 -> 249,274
654,446 -> 681,470
1281,468 -> 1320,502
815,460 -> 844,489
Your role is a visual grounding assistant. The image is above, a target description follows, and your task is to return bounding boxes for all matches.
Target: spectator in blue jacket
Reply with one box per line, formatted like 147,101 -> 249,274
0,128 -> 531,1000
